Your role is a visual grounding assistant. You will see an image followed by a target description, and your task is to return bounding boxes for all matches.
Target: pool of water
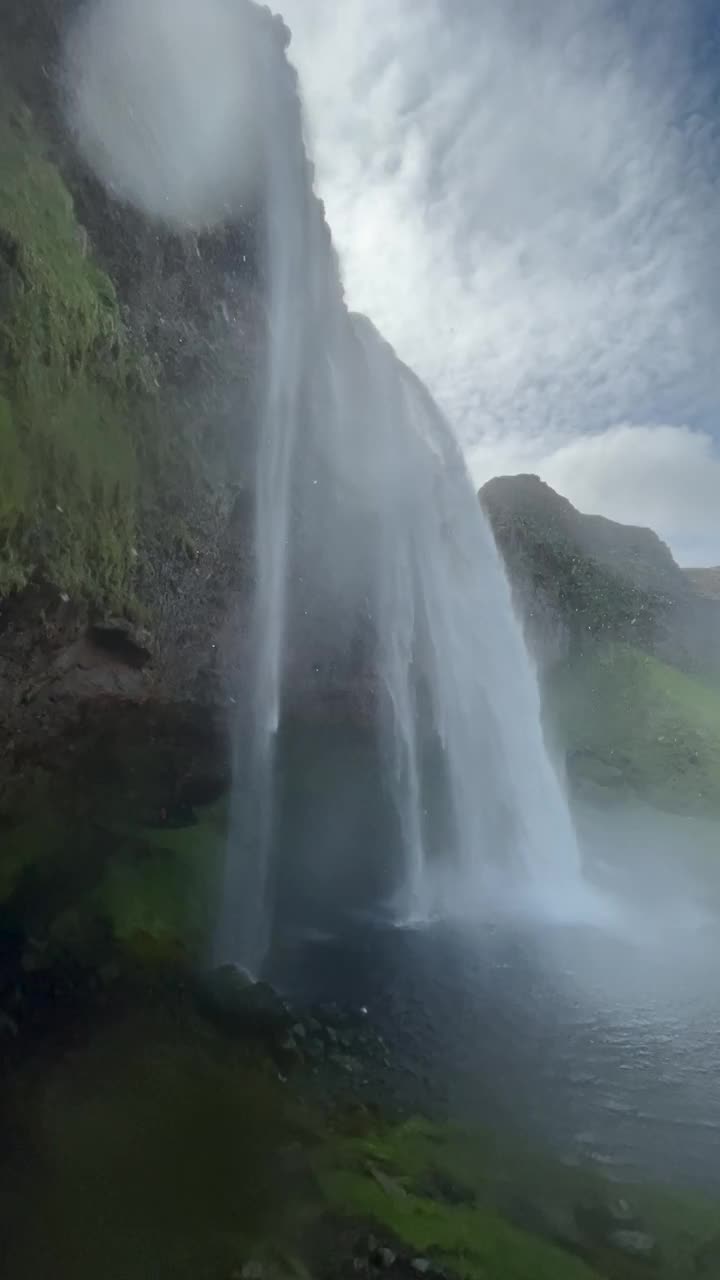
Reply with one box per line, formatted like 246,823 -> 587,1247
269,806 -> 720,1191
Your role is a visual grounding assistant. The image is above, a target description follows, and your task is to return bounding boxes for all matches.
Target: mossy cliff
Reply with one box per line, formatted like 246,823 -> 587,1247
0,0 -> 272,1004
481,476 -> 720,814
0,0 -> 274,825
0,77 -> 257,617
0,0 -> 381,1001
0,88 -> 151,603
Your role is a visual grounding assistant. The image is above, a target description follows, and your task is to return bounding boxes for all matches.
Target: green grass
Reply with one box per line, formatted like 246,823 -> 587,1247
96,801 -> 228,964
550,644 -> 720,815
0,784 -> 227,970
1,979 -> 719,1280
317,1116 -> 720,1280
322,1169 -> 600,1280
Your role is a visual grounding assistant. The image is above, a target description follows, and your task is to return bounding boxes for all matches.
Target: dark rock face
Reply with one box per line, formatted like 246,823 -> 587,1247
481,474 -> 720,675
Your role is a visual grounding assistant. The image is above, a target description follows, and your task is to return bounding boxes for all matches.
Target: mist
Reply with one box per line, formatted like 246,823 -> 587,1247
63,0 -> 266,228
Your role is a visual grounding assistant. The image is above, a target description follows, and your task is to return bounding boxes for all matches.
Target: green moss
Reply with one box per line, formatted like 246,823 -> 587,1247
323,1170 -> 600,1280
317,1119 -> 599,1280
0,90 -> 156,604
317,1118 -> 720,1280
1,994 -> 719,1280
0,783 -> 227,969
550,644 -> 720,815
0,97 -> 125,384
96,802 -> 228,963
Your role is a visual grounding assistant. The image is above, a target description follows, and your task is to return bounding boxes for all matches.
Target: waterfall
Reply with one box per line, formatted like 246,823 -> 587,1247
60,0 -> 595,977
215,10 -> 588,972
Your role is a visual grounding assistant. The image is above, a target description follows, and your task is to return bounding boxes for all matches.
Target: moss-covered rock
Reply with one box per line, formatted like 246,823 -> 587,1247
0,89 -> 152,602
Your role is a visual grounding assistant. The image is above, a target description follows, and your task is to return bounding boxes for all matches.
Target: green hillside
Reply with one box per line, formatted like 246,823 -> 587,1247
549,645 -> 720,815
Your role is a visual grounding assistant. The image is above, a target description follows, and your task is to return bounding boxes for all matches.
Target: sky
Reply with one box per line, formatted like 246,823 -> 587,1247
278,0 -> 720,566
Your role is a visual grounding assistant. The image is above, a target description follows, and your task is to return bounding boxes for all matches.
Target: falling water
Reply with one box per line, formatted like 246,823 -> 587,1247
61,0 -> 592,974
211,13 -> 591,974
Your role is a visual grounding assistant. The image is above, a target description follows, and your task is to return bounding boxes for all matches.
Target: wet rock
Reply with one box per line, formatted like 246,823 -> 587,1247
609,1229 -> 656,1258
241,1263 -> 264,1280
304,1036 -> 326,1062
410,1260 -> 431,1276
371,1247 -> 396,1269
279,1034 -> 301,1059
89,617 -> 153,668
196,965 -> 291,1037
198,963 -> 253,1006
608,1197 -> 635,1224
0,1010 -> 18,1039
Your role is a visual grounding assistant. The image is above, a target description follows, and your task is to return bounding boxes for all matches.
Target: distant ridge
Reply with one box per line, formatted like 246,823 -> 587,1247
685,568 -> 720,600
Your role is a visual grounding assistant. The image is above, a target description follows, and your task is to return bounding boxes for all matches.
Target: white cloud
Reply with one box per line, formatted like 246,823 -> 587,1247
278,0 -> 720,564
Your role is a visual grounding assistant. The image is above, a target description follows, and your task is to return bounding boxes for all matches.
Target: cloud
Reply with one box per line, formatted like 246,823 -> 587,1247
279,0 -> 720,562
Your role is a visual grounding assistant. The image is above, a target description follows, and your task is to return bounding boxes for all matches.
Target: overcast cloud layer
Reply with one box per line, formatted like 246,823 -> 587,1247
279,0 -> 720,565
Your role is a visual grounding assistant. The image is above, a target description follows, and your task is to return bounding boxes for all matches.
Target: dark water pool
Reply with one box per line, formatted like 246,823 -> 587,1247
270,909 -> 720,1192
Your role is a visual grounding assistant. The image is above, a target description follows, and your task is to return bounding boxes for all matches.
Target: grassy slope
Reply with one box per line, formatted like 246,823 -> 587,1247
549,644 -> 720,815
4,1002 -> 718,1280
319,1117 -> 720,1280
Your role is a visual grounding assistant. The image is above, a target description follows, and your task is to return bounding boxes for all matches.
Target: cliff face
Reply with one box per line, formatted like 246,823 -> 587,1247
481,474 -> 720,814
0,2 -> 384,986
0,1 -> 290,824
481,473 -> 719,675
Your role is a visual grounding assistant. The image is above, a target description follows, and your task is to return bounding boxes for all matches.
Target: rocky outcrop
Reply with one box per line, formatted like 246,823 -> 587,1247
481,474 -> 720,675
